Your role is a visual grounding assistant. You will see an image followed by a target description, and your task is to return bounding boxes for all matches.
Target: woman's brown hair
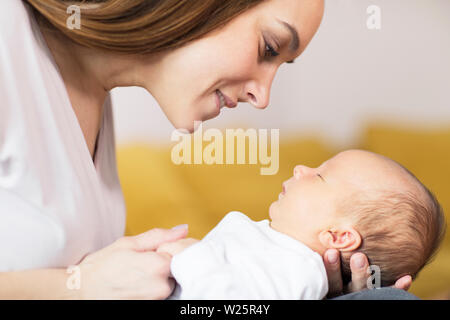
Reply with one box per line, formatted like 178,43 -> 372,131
25,0 -> 265,55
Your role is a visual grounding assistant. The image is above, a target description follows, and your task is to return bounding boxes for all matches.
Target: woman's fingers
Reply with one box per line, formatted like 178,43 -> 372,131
124,225 -> 189,252
167,277 -> 176,297
346,252 -> 370,293
157,238 -> 200,257
323,249 -> 343,298
77,228 -> 189,300
393,275 -> 412,291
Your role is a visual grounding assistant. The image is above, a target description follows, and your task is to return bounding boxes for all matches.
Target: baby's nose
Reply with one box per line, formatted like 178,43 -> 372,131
294,165 -> 315,179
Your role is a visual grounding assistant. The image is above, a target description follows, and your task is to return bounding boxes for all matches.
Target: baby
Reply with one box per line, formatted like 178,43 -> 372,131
158,149 -> 446,299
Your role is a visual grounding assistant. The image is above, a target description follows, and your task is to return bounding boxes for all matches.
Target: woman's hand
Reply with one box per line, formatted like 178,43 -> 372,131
76,226 -> 188,299
322,249 -> 412,298
156,237 -> 200,256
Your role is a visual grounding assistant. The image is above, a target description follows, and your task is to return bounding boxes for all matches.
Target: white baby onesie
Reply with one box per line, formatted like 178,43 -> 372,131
169,211 -> 328,300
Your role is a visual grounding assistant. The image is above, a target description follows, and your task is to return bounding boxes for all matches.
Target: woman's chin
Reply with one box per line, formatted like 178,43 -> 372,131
167,100 -> 223,133
169,116 -> 198,133
172,115 -> 219,134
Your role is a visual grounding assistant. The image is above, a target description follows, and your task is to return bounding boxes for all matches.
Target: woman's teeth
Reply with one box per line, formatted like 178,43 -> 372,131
217,90 -> 226,108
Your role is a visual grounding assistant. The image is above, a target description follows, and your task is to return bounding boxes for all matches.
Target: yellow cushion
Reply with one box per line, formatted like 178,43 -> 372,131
117,138 -> 334,238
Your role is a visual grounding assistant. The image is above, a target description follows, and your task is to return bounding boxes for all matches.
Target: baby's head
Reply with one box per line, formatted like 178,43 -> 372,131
269,149 -> 446,286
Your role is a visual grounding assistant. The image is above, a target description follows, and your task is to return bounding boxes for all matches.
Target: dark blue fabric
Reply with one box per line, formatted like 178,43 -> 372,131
331,288 -> 420,300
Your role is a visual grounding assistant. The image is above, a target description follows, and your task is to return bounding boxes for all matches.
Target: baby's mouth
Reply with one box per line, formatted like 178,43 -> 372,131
278,184 -> 286,200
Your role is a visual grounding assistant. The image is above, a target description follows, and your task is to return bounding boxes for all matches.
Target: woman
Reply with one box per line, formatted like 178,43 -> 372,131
0,0 -> 412,299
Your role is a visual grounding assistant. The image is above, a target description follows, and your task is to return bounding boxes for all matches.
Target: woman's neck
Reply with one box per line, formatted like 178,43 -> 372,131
40,27 -> 136,98
38,26 -> 129,158
37,23 -> 163,159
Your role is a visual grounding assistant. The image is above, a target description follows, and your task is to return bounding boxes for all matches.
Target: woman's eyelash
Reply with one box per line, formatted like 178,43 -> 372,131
264,41 -> 279,58
317,173 -> 325,181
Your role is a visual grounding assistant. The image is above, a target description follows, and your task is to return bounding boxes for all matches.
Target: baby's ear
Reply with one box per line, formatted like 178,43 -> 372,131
319,227 -> 362,252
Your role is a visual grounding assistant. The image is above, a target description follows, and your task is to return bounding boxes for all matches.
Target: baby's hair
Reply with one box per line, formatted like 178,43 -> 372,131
339,181 -> 446,287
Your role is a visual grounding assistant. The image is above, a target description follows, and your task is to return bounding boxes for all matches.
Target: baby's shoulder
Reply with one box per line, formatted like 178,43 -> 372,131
221,211 -> 252,223
203,211 -> 266,243
217,211 -> 267,233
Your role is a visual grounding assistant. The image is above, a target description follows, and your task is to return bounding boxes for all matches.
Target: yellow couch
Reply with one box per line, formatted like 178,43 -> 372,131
117,123 -> 450,299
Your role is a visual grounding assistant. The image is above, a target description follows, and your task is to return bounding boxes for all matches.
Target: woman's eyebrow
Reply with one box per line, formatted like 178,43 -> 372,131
276,19 -> 300,63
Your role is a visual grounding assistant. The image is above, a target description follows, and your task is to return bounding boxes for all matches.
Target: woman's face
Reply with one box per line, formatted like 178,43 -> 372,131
142,0 -> 325,132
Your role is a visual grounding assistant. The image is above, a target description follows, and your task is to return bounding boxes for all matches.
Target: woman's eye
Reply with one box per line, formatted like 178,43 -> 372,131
264,41 -> 280,58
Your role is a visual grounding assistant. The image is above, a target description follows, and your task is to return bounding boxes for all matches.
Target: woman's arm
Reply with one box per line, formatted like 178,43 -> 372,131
0,268 -> 79,299
0,226 -> 188,299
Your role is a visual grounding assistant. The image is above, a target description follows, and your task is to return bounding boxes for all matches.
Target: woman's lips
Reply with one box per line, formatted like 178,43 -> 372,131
207,90 -> 238,121
215,90 -> 224,110
216,90 -> 237,109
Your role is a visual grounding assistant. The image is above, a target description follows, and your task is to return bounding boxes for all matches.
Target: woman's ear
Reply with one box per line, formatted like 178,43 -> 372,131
319,227 -> 362,252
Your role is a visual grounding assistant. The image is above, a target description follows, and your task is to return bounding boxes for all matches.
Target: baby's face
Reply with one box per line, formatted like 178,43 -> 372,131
269,149 -> 421,251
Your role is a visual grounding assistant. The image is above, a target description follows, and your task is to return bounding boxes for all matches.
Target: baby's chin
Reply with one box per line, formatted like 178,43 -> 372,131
268,201 -> 285,231
268,201 -> 278,221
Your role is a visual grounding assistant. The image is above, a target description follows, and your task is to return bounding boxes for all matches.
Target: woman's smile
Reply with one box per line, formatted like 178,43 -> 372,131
217,90 -> 226,109
206,90 -> 238,121
216,90 -> 238,110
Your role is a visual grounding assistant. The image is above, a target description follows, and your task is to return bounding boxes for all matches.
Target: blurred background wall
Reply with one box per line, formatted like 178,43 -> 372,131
110,0 -> 450,299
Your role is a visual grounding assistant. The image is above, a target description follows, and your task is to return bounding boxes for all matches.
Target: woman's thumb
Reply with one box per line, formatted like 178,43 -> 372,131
129,225 -> 189,252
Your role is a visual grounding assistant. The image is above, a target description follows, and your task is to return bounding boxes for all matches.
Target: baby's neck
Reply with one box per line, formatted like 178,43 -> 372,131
268,220 -> 326,256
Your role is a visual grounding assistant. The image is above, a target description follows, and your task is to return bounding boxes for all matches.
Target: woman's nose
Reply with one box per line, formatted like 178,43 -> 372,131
244,66 -> 277,109
294,165 -> 314,179
245,89 -> 270,110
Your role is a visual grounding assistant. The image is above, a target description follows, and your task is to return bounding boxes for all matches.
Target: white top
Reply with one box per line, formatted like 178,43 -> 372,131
170,211 -> 328,300
0,0 -> 126,271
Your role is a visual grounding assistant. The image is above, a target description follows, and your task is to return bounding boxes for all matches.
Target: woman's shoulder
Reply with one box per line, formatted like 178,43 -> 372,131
0,0 -> 27,17
0,1 -> 42,60
0,1 -> 31,38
